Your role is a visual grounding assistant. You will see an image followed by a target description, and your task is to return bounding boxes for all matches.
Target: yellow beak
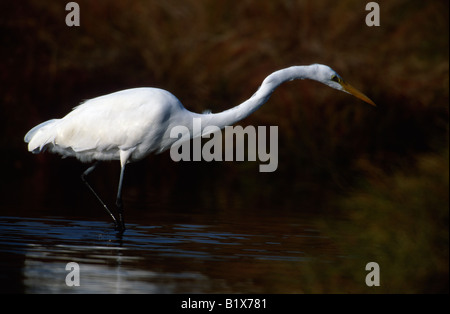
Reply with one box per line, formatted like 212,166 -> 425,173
341,81 -> 376,106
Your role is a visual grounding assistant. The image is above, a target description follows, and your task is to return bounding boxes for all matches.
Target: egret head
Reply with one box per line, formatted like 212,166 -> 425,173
314,64 -> 376,106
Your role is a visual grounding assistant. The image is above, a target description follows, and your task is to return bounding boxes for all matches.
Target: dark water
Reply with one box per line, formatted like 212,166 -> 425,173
0,208 -> 342,294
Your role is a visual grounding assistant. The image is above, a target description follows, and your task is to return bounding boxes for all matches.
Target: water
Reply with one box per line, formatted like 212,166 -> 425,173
0,210 -> 341,294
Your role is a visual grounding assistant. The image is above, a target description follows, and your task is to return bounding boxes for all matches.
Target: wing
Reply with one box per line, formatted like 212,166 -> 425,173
52,88 -> 183,154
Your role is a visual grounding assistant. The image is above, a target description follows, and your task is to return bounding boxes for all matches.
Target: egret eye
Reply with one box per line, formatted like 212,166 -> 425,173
331,75 -> 341,83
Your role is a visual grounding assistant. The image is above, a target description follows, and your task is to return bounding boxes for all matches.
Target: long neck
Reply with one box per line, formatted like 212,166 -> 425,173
195,65 -> 315,130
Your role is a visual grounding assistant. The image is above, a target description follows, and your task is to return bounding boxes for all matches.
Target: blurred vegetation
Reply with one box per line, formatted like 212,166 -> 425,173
0,0 -> 448,293
304,149 -> 449,293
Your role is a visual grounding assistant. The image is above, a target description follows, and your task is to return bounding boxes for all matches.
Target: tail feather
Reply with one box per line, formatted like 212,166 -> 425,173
24,119 -> 59,153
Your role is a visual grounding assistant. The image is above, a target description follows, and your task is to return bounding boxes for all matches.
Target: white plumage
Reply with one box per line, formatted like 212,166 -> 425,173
26,88 -> 190,165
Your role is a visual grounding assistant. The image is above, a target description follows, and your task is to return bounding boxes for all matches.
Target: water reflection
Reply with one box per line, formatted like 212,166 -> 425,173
0,215 -> 340,293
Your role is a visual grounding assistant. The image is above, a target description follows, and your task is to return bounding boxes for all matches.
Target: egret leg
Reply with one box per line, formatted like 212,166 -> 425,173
81,162 -> 119,229
115,164 -> 126,232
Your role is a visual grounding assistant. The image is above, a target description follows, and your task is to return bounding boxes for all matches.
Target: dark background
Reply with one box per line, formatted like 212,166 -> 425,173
0,0 -> 448,292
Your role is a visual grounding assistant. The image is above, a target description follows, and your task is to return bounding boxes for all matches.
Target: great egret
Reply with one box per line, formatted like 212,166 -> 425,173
24,64 -> 375,232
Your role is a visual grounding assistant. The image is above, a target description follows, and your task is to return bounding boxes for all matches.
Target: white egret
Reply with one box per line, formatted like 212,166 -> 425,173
24,64 -> 375,232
